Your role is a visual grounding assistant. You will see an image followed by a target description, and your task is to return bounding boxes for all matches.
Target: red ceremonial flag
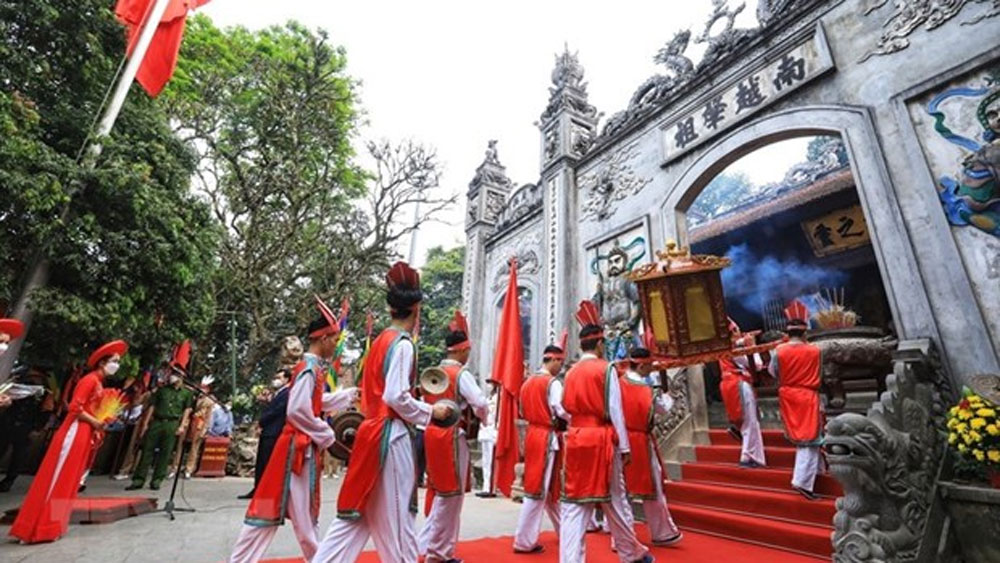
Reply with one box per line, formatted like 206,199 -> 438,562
114,0 -> 210,97
488,258 -> 524,497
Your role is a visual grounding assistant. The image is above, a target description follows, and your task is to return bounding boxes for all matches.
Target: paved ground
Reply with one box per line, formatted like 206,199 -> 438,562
0,474 -> 537,562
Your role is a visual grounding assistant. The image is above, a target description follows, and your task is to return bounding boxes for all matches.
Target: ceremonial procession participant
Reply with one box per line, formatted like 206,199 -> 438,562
619,347 -> 682,547
718,320 -> 766,468
314,262 -> 454,563
127,343 -> 194,491
512,338 -> 569,554
172,373 -> 215,479
769,301 -> 824,500
9,340 -> 126,544
239,368 -> 291,500
560,301 -> 652,563
417,310 -> 490,562
475,383 -> 498,498
229,298 -> 358,562
0,318 -> 25,409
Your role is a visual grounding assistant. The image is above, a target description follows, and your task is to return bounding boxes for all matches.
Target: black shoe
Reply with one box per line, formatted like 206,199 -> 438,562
795,486 -> 819,500
513,545 -> 545,554
237,491 -> 255,500
727,425 -> 743,442
0,479 -> 14,493
632,555 -> 655,563
475,491 -> 496,498
653,532 -> 683,546
738,460 -> 763,469
125,482 -> 144,491
77,484 -> 86,493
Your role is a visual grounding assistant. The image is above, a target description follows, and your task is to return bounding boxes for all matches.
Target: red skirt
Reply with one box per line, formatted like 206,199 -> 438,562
245,425 -> 321,526
720,374 -> 745,425
336,417 -> 392,520
623,430 -> 659,499
561,424 -> 614,503
523,425 -> 562,502
778,386 -> 822,444
10,418 -> 94,543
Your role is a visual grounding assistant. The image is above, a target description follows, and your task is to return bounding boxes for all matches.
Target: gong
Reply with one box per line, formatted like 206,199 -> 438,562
430,399 -> 461,428
327,410 -> 364,462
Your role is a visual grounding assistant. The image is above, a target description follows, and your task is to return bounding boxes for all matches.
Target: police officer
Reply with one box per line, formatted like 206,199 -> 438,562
127,342 -> 194,491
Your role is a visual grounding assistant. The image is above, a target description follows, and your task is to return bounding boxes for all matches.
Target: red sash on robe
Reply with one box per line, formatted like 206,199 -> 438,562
10,372 -> 102,543
520,372 -> 562,502
619,376 -> 661,499
776,342 -> 823,445
423,362 -> 463,516
245,356 -> 325,527
719,357 -> 754,425
336,329 -> 414,520
561,358 -> 615,503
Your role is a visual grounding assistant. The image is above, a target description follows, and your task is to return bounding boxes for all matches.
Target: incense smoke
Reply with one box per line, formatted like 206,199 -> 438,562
721,244 -> 847,314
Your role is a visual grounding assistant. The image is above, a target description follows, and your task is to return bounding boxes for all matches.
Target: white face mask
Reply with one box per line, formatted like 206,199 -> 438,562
0,343 -> 8,355
169,375 -> 180,385
272,378 -> 285,389
105,361 -> 121,376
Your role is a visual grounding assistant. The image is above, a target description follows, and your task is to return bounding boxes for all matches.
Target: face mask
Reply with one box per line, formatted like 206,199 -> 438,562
105,361 -> 121,376
272,378 -> 285,389
0,343 -> 8,355
169,375 -> 180,385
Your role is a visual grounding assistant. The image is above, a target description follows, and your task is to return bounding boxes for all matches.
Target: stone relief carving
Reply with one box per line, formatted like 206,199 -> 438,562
544,127 -> 560,161
694,0 -> 760,72
579,140 -> 652,221
541,46 -> 598,124
469,140 -> 514,193
485,191 -> 506,223
860,0 -> 1000,62
462,232 -> 478,315
492,249 -> 541,291
654,367 -> 691,437
467,195 -> 478,225
756,0 -> 798,26
495,183 -> 543,233
488,230 -> 542,290
826,340 -> 952,562
546,177 -> 559,340
571,124 -> 596,157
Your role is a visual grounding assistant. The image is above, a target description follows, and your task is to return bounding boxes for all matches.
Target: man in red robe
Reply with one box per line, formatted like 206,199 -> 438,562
619,346 -> 683,547
314,262 -> 453,563
0,318 -> 25,409
512,339 -> 568,554
718,319 -> 766,468
418,311 -> 490,562
769,301 -> 824,500
229,298 -> 359,562
10,339 -> 127,543
560,301 -> 651,563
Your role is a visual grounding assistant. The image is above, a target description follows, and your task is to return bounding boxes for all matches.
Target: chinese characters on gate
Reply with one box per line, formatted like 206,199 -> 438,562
663,26 -> 833,162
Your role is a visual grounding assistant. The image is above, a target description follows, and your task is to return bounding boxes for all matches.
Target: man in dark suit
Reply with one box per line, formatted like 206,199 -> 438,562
238,368 -> 291,499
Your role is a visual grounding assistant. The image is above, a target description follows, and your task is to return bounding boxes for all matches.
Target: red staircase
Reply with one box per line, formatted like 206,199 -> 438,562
665,428 -> 840,559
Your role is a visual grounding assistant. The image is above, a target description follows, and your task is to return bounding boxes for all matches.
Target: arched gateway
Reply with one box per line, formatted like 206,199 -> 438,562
463,1 -> 1000,560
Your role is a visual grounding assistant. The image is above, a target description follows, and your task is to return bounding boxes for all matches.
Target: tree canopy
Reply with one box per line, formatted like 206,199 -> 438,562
0,0 -> 220,373
417,245 -> 466,371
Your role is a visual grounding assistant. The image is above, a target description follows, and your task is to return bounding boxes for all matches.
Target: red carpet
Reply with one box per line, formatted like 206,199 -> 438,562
668,428 -> 836,558
1,496 -> 157,525
263,527 -> 822,562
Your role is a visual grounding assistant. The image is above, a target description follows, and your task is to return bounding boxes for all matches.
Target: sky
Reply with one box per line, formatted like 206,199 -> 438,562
200,0 -> 808,265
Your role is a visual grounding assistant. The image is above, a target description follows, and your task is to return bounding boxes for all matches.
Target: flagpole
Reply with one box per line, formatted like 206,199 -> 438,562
93,0 -> 174,142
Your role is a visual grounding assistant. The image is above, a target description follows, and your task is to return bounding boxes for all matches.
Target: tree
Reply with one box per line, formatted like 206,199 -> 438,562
806,135 -> 848,166
688,171 -> 754,223
165,17 -> 455,392
0,0 -> 220,373
417,246 -> 466,371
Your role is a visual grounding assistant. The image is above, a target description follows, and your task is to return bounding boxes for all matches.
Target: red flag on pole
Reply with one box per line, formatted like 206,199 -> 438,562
488,258 -> 524,497
115,0 -> 210,97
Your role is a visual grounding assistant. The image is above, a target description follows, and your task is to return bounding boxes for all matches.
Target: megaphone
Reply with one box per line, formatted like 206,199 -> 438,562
419,366 -> 450,395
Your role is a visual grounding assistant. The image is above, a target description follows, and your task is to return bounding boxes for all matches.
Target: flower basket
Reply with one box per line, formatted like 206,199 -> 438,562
946,387 -> 1000,484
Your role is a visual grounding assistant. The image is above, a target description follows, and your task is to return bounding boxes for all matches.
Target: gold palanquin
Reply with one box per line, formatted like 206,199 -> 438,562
627,241 -> 732,359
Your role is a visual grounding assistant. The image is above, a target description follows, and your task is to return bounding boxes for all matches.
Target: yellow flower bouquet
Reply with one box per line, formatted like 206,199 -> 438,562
947,387 -> 1000,487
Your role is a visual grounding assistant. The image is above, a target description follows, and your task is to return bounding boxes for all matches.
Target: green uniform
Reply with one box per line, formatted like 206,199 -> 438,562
130,385 -> 194,488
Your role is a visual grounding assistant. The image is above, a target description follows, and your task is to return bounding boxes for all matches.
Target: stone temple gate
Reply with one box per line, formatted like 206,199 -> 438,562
462,0 -> 1000,560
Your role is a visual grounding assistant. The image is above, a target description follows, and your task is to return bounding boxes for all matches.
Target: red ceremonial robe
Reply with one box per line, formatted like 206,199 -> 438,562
775,341 -> 823,445
422,362 -> 464,515
245,356 -> 325,527
520,372 -> 562,503
10,371 -> 103,543
719,357 -> 754,425
336,329 -> 415,520
561,357 -> 615,503
619,376 -> 660,499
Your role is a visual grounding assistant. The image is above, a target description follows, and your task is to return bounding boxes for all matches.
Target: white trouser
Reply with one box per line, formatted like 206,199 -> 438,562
513,448 -> 560,551
791,446 -> 822,492
418,438 -> 470,560
313,423 -> 419,563
559,452 -> 645,563
643,450 -> 680,542
479,439 -> 495,493
230,458 -> 319,563
739,381 -> 766,466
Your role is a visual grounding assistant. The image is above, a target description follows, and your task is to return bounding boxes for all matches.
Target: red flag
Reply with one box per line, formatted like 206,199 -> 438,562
114,0 -> 210,97
488,258 -> 524,496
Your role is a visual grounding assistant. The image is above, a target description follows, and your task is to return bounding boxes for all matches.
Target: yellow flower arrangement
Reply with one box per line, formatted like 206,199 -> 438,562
947,390 -> 1000,471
